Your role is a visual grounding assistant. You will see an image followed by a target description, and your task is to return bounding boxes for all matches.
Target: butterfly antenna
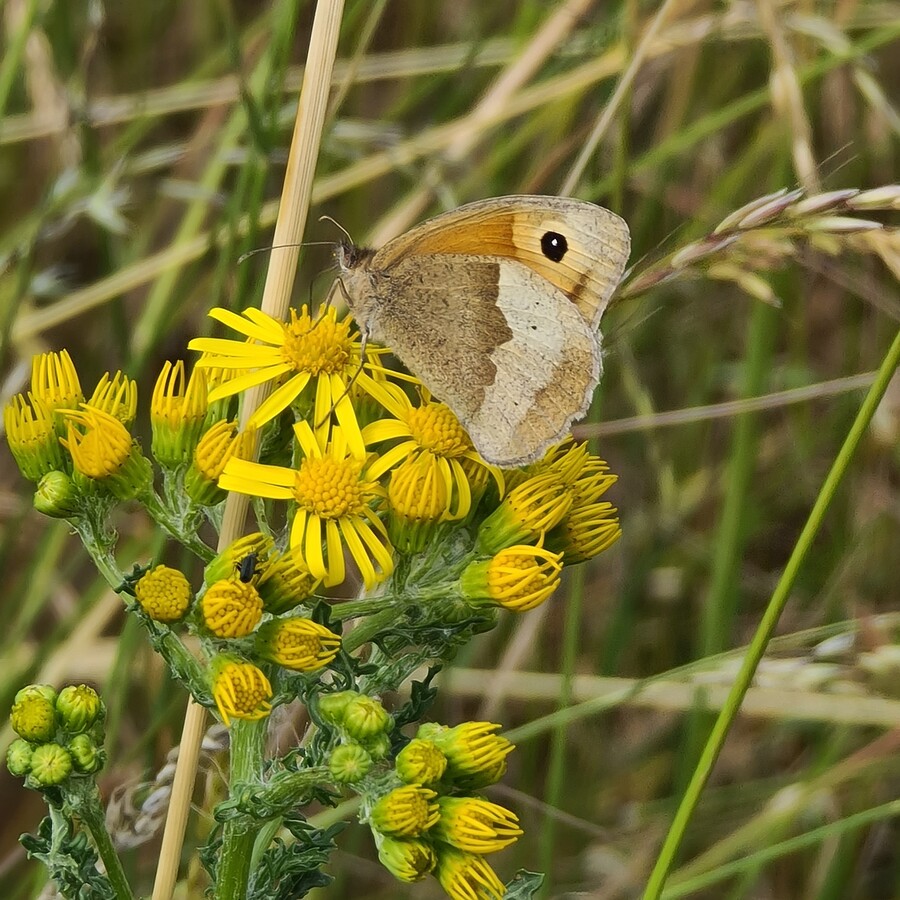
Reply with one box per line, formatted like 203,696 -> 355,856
318,214 -> 354,245
237,241 -> 334,266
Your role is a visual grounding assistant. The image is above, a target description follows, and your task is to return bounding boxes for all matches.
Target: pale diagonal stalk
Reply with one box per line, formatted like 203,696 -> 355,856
152,3 -> 345,899
642,325 -> 900,900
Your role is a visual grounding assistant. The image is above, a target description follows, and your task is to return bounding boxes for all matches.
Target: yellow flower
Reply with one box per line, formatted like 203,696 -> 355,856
255,549 -> 321,614
418,722 -> 513,790
204,532 -> 275,585
375,834 -> 437,883
364,382 -> 501,520
460,543 -> 563,612
370,785 -> 440,838
386,453 -> 449,552
218,422 -> 393,589
4,393 -> 67,481
60,406 -> 151,499
435,846 -> 505,900
395,738 -> 447,786
151,361 -> 209,465
201,579 -> 264,638
432,797 -> 522,854
189,304 -> 385,456
184,420 -> 255,506
210,657 -> 272,726
548,501 -> 621,563
134,565 -> 194,623
476,471 -> 571,555
30,350 -> 83,423
88,371 -> 138,426
254,617 -> 341,671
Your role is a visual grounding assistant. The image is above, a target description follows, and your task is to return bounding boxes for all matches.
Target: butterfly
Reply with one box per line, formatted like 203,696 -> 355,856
336,195 -> 630,467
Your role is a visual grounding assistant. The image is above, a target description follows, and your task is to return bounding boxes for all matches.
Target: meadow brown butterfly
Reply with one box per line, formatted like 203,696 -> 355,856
337,195 -> 630,467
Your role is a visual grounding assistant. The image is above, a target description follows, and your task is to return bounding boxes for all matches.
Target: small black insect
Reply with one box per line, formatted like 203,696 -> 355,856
236,552 -> 261,583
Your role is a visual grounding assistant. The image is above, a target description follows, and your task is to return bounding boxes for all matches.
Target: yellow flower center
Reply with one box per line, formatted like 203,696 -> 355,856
281,308 -> 353,375
212,660 -> 272,726
135,565 -> 193,624
371,785 -> 440,838
405,403 -> 471,457
201,579 -> 264,638
293,455 -> 369,518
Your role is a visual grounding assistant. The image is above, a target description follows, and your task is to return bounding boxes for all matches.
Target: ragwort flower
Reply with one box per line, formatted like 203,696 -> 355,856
189,304 -> 385,456
432,797 -> 522,854
460,542 -> 563,612
4,394 -> 67,481
435,846 -> 505,900
210,656 -> 272,726
218,422 -> 393,589
151,361 -> 209,465
60,406 -> 151,499
30,350 -> 83,424
364,383 -> 502,520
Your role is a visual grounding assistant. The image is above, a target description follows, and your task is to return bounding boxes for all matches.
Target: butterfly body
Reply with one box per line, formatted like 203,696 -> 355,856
337,195 -> 630,467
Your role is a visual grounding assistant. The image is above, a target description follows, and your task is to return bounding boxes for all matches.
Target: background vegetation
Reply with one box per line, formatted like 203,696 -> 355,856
0,1 -> 898,897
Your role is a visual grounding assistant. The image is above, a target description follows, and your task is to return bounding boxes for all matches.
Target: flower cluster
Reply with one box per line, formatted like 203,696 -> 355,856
4,306 -> 623,899
189,304 -> 620,617
321,692 -> 519,899
134,534 -> 340,726
7,684 -> 106,788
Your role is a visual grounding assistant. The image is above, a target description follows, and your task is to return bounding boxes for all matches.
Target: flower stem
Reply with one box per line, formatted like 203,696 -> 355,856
214,719 -> 267,900
642,326 -> 900,900
70,782 -> 135,900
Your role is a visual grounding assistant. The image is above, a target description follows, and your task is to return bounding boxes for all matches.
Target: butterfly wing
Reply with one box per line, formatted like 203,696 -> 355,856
372,195 -> 630,327
368,253 -> 600,466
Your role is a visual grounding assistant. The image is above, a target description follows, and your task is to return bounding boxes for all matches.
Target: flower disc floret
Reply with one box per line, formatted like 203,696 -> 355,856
433,797 -> 522,854
375,834 -> 437,883
395,738 -> 447,786
201,580 -> 264,638
435,846 -> 505,900
255,617 -> 341,671
211,657 -> 272,727
4,394 -> 67,481
371,785 -> 439,838
135,565 -> 194,624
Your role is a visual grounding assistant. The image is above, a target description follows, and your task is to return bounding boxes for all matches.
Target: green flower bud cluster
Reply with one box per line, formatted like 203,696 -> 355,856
320,697 -> 521,894
7,683 -> 107,788
320,690 -> 395,783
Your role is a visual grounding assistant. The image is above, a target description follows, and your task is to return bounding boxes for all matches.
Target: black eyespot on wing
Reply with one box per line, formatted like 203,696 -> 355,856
540,231 -> 568,262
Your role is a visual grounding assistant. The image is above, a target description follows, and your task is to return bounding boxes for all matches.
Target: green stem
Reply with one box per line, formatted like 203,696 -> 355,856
642,326 -> 900,900
71,782 -> 135,900
341,606 -> 404,654
214,719 -> 268,900
141,489 -> 216,562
